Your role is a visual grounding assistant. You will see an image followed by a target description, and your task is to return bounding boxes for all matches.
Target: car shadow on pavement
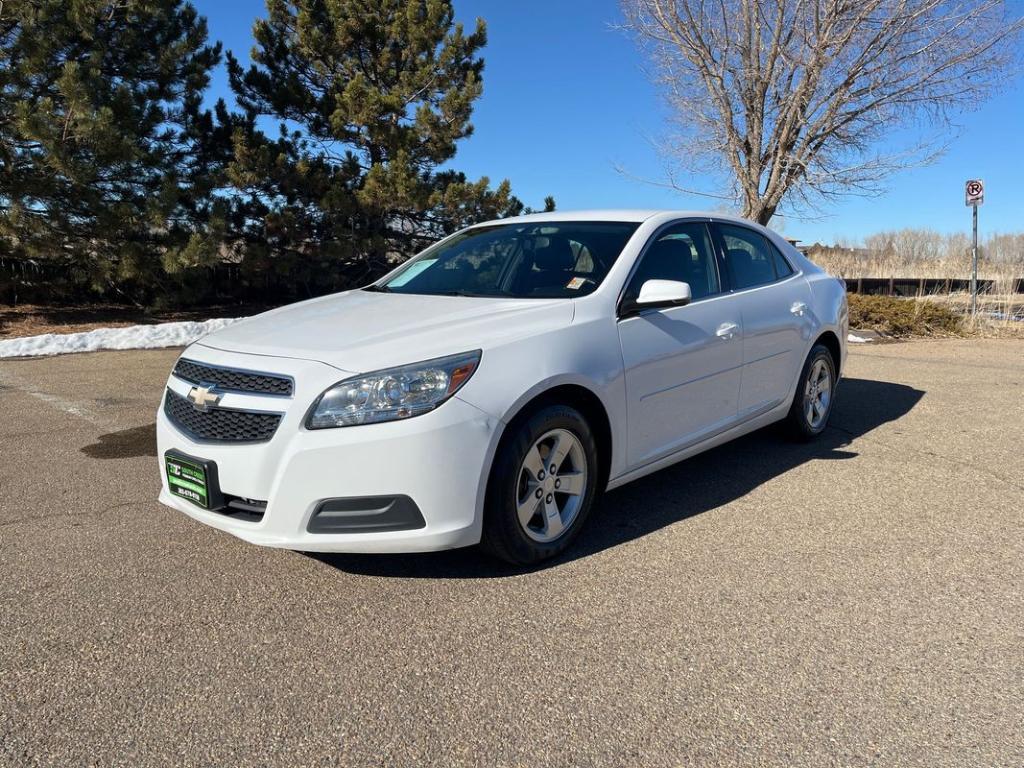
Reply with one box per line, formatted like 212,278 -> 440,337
307,377 -> 924,579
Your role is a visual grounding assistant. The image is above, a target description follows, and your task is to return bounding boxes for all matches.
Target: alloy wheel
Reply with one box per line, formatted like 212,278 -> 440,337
803,358 -> 833,430
515,428 -> 588,543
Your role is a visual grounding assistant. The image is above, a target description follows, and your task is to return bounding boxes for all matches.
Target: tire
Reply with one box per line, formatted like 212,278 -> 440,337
784,344 -> 837,440
481,404 -> 601,565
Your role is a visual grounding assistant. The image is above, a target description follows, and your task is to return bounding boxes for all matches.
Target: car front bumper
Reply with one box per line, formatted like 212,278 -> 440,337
156,345 -> 502,553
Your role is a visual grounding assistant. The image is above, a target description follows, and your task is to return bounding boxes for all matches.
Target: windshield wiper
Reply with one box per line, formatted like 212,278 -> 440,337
363,284 -> 392,293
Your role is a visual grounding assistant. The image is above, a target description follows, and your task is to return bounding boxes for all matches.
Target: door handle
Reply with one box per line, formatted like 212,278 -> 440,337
790,301 -> 808,316
716,322 -> 739,340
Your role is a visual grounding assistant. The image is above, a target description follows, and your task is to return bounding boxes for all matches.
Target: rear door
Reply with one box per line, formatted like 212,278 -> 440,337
711,223 -> 814,418
617,221 -> 743,468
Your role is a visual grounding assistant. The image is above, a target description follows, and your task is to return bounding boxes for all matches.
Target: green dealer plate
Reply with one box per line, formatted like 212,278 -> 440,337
165,453 -> 211,508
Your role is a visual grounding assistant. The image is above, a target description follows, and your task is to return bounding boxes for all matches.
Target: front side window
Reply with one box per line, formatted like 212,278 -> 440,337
718,224 -> 779,290
376,222 -> 639,299
623,222 -> 720,304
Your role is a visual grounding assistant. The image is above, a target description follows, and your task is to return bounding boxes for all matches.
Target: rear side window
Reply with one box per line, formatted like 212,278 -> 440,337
717,224 -> 778,290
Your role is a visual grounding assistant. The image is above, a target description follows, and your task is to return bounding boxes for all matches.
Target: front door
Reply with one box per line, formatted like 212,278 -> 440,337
617,221 -> 743,468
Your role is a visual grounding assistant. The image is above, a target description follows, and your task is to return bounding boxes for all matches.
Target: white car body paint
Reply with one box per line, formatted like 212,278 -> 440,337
156,210 -> 847,553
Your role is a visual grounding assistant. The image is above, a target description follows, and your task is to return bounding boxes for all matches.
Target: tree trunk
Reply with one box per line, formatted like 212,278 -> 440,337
742,196 -> 776,226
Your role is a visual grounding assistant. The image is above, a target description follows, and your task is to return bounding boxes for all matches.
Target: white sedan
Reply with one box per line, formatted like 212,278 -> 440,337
157,210 -> 847,564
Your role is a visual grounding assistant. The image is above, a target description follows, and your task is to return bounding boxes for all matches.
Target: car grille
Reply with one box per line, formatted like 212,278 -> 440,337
164,388 -> 282,443
173,358 -> 293,397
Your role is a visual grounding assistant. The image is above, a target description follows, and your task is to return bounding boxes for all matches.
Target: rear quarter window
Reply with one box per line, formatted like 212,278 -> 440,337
767,240 -> 795,278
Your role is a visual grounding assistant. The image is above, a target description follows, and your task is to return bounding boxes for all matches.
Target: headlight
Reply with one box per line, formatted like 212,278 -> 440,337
306,351 -> 481,429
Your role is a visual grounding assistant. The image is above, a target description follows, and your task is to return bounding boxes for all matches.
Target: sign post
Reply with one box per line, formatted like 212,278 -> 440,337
965,179 -> 984,316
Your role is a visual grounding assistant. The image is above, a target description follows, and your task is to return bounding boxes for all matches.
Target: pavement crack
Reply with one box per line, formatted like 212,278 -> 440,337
0,499 -> 150,529
828,423 -> 1024,493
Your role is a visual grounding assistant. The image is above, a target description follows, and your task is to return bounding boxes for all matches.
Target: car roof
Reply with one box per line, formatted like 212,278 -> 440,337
470,209 -> 762,227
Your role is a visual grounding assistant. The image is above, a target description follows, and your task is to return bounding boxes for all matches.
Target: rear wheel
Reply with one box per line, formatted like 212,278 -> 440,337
785,344 -> 837,440
481,404 -> 600,565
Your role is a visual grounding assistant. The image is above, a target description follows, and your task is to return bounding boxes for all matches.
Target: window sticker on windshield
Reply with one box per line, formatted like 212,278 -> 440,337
387,259 -> 437,287
565,276 -> 587,290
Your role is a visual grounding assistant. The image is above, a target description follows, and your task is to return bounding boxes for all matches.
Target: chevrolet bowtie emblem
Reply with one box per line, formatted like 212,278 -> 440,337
187,385 -> 222,410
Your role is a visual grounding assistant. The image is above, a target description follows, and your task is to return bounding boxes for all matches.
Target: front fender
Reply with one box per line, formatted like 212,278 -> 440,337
456,319 -> 629,480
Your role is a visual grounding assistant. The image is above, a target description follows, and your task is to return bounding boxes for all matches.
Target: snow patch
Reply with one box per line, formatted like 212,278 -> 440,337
847,333 -> 872,344
0,317 -> 241,359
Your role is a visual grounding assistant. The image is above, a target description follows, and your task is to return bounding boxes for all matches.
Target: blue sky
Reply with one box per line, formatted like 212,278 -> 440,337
195,0 -> 1023,244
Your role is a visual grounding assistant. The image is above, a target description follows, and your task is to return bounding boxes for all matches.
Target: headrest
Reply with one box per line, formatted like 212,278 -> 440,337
639,238 -> 691,277
728,246 -> 773,282
655,239 -> 694,259
532,238 -> 576,271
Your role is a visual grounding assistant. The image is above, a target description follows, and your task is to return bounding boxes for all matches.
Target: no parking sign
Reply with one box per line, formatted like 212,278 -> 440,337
965,179 -> 984,206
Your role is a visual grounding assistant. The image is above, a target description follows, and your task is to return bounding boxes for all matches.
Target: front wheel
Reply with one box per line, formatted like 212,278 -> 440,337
785,344 -> 837,440
481,404 -> 600,565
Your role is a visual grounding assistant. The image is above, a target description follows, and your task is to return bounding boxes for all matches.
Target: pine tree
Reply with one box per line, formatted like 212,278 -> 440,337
0,0 -> 225,303
226,0 -> 541,293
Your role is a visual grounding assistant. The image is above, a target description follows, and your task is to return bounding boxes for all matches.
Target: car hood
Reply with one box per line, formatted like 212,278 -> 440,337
196,290 -> 575,373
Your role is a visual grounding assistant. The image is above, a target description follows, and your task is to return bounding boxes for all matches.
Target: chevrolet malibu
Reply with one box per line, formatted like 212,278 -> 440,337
157,210 -> 847,564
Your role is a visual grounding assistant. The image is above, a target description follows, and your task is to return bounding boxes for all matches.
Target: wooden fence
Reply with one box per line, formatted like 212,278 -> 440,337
841,277 -> 1023,296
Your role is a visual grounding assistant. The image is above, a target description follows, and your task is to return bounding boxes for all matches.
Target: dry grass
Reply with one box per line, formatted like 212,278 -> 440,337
921,293 -> 1024,338
808,249 -> 1022,285
807,243 -> 1024,338
0,303 -> 269,340
960,315 -> 1024,338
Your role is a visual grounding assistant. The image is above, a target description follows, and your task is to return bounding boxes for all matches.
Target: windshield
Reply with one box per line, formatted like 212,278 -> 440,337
374,221 -> 640,298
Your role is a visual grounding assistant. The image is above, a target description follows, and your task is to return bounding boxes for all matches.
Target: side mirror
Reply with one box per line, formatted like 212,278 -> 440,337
636,279 -> 691,309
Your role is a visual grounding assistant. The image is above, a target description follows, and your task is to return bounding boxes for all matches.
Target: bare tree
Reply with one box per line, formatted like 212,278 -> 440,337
621,0 -> 1024,224
985,232 -> 1024,263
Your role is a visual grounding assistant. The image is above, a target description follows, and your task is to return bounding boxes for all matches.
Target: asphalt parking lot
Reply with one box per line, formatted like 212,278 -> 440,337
1,339 -> 1022,767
